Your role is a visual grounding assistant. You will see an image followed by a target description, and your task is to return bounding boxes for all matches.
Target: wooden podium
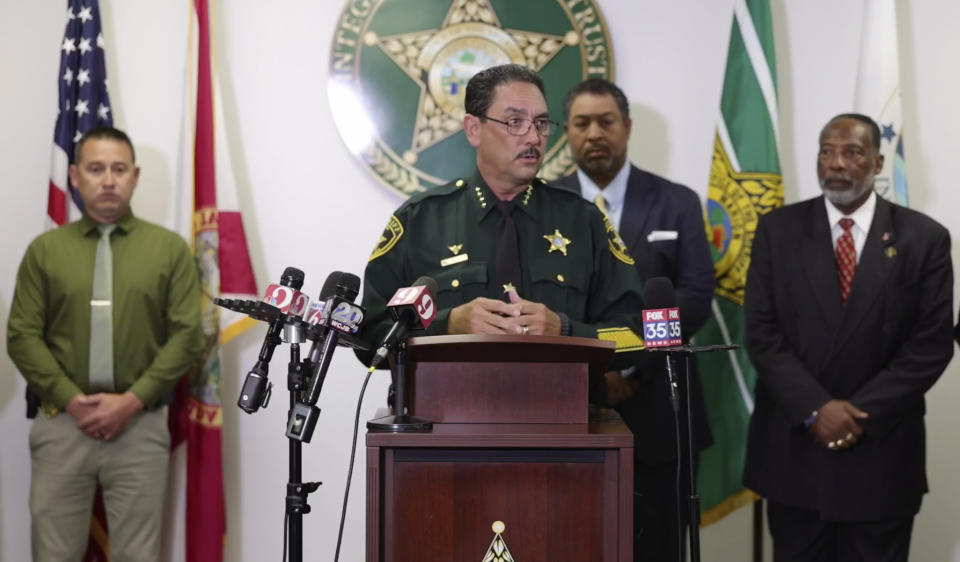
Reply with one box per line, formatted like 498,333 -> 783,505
366,335 -> 633,561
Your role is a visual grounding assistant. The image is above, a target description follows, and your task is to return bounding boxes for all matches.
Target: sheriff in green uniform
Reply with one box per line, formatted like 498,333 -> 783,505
360,64 -> 645,370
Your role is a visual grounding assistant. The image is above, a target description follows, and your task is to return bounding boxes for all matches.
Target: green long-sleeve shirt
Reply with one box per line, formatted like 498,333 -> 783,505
7,213 -> 203,409
358,171 -> 646,370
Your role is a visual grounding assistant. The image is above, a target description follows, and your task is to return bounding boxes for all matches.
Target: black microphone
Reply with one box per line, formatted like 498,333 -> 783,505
643,276 -> 676,309
286,271 -> 364,442
643,277 -> 682,412
236,266 -> 305,414
369,276 -> 439,369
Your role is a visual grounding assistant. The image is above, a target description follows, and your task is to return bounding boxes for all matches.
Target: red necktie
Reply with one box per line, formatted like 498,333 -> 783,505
835,218 -> 856,305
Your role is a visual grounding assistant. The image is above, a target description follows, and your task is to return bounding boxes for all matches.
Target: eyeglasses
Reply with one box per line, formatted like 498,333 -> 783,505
478,115 -> 557,137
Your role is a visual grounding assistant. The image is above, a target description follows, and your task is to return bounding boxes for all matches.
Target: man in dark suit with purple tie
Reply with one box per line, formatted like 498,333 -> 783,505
558,78 -> 715,562
743,113 -> 954,561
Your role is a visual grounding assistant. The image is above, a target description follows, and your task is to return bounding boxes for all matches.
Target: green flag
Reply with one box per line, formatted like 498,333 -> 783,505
696,0 -> 783,526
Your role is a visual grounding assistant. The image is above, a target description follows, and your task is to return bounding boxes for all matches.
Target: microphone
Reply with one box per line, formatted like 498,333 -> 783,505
642,276 -> 682,411
286,271 -> 364,442
236,266 -> 305,414
369,276 -> 438,369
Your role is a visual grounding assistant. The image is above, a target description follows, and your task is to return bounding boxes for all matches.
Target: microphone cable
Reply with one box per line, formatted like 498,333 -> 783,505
333,365 -> 376,562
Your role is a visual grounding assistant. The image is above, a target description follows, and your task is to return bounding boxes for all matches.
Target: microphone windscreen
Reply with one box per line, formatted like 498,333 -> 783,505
281,266 -> 306,290
337,272 -> 362,301
412,275 -> 438,297
643,276 -> 676,309
318,271 -> 344,299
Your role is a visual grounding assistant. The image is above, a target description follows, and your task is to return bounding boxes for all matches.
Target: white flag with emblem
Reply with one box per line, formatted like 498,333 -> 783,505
854,0 -> 908,206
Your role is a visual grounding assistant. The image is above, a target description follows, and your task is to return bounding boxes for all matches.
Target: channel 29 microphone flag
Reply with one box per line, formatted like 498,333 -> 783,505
167,0 -> 259,561
696,0 -> 783,525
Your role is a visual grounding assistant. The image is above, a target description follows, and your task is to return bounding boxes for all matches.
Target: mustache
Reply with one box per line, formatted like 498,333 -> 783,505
516,147 -> 541,159
582,143 -> 611,156
820,174 -> 854,185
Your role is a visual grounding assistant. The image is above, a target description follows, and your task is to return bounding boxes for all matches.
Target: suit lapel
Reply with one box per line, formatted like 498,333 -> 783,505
621,166 -> 655,251
799,197 -> 844,337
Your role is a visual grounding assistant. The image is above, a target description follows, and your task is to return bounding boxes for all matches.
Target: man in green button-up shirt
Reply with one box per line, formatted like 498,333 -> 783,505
7,127 -> 202,562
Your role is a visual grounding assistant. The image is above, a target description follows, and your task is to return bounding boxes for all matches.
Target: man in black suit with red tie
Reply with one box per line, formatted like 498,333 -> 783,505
558,78 -> 715,562
743,113 -> 954,562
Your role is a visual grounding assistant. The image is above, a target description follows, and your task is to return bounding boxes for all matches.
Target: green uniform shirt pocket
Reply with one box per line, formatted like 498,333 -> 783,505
528,255 -> 589,318
432,262 -> 489,308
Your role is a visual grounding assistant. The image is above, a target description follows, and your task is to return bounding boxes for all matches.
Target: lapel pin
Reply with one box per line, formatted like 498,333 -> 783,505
885,247 -> 897,258
882,232 -> 891,242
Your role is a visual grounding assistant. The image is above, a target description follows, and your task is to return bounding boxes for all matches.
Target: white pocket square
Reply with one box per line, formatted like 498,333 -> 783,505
647,230 -> 678,242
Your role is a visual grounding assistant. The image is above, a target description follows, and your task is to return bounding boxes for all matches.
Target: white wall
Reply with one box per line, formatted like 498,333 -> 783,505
2,1 -> 958,560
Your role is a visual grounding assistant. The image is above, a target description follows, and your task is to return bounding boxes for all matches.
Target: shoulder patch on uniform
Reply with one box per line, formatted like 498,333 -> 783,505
597,327 -> 645,352
602,214 -> 635,265
369,214 -> 403,262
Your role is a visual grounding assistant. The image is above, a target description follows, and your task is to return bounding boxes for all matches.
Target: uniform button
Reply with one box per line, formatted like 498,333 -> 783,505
557,274 -> 565,282
451,279 -> 460,288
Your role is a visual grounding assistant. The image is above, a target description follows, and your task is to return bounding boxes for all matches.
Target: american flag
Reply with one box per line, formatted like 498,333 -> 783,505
48,0 -> 113,226
49,4 -> 115,559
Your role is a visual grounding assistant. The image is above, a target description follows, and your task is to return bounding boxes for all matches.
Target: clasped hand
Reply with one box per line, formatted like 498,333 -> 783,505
65,391 -> 145,441
809,399 -> 869,451
448,288 -> 561,336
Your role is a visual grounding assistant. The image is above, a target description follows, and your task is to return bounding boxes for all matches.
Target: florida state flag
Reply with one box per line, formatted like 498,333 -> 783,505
167,0 -> 259,560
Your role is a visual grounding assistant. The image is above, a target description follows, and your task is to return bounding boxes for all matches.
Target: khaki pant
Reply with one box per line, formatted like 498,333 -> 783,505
29,407 -> 169,562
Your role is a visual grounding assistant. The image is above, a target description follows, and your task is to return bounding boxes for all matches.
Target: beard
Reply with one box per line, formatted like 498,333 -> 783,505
819,174 -> 873,208
576,144 -> 623,178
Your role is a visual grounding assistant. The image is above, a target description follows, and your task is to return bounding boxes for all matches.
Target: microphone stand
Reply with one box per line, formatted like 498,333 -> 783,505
367,341 -> 433,432
680,351 -> 701,562
284,325 -> 320,562
651,344 -> 737,562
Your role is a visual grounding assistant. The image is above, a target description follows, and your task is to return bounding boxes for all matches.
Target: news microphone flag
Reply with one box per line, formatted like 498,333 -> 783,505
167,1 -> 259,560
262,283 -> 310,317
387,283 -> 437,331
642,308 -> 683,348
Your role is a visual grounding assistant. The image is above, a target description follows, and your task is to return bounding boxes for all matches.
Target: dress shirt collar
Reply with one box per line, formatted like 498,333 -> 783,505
79,212 -> 136,237
824,189 -> 876,261
576,161 -> 630,229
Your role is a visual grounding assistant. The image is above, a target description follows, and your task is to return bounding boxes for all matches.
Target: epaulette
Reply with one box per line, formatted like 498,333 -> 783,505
405,177 -> 469,205
534,176 -> 583,199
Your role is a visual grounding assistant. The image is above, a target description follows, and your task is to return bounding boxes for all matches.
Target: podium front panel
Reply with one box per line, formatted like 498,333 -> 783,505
366,423 -> 633,562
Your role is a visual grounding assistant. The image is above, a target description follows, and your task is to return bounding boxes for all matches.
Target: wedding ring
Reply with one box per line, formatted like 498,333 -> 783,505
521,326 -> 529,335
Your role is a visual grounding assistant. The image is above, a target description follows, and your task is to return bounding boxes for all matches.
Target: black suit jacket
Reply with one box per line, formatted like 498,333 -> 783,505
743,195 -> 954,520
560,165 -> 715,465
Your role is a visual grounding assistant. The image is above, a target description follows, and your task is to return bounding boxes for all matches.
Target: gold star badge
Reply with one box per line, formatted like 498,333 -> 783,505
502,282 -> 516,294
544,229 -> 571,256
